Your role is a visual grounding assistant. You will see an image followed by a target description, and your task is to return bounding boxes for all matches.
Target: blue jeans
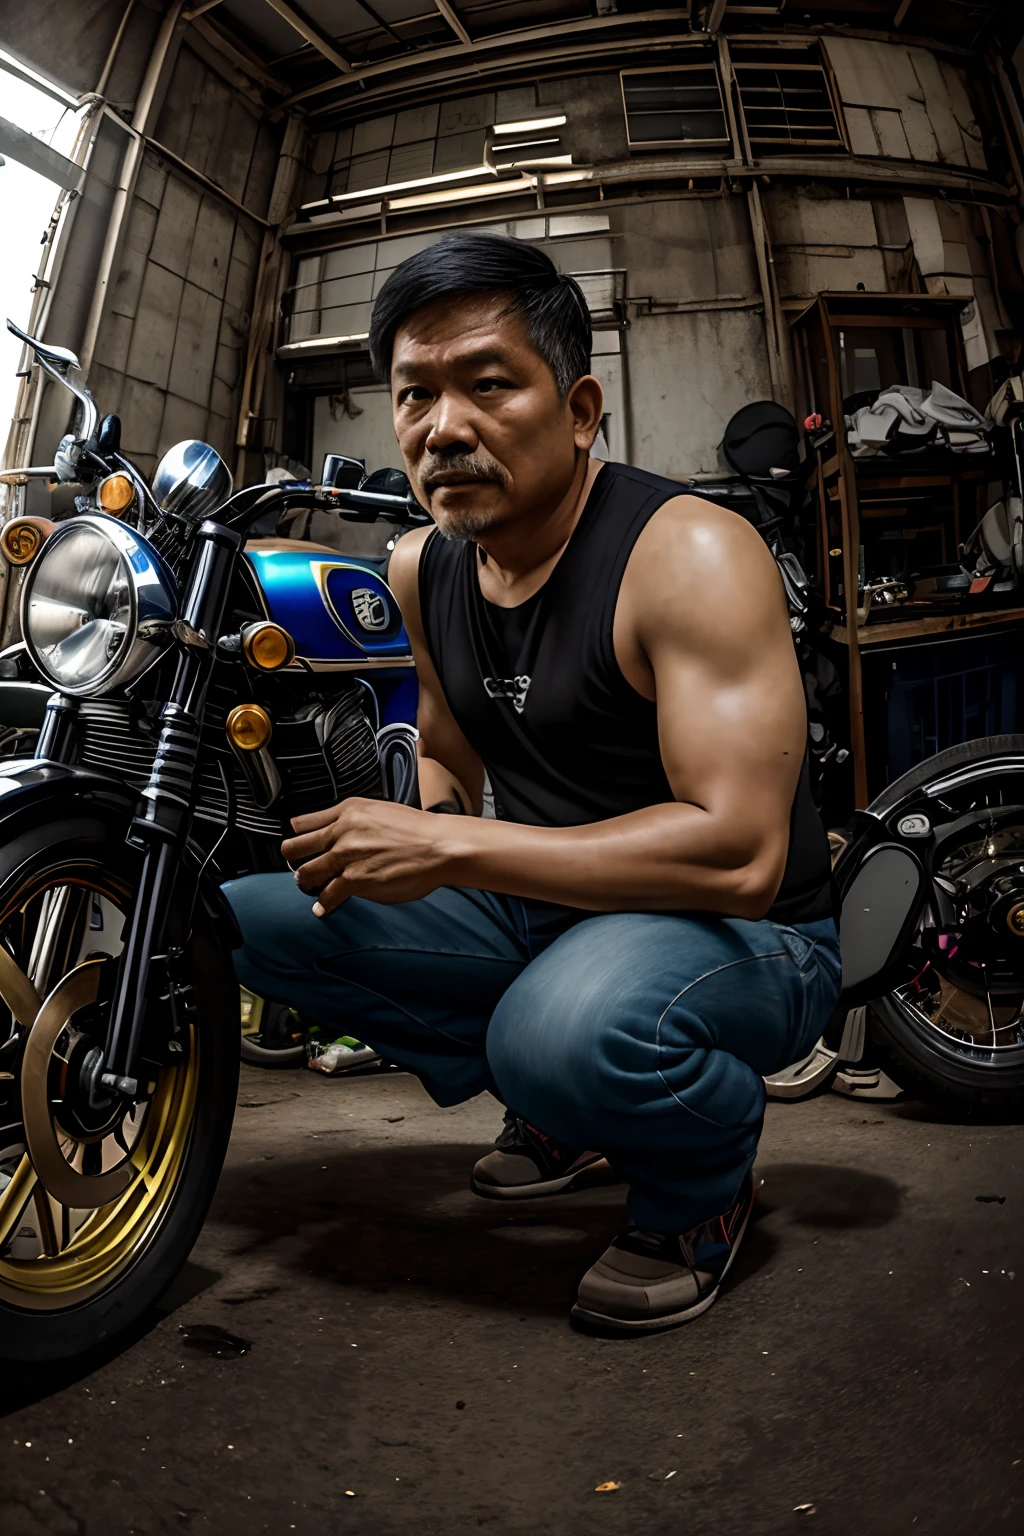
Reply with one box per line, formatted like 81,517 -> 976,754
224,876 -> 841,1232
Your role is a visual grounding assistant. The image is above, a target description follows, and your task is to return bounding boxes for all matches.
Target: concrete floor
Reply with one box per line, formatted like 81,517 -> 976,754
1,1065 -> 1022,1536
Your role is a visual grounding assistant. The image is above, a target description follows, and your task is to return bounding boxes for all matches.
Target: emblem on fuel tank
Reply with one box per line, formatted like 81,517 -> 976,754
351,586 -> 390,632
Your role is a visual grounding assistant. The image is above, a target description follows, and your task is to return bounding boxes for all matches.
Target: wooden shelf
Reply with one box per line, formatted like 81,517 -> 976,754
820,456 -> 991,488
822,607 -> 1024,648
790,291 -> 990,807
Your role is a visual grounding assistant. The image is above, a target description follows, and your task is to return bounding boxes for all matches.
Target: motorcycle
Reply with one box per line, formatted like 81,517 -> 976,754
0,321 -> 422,1361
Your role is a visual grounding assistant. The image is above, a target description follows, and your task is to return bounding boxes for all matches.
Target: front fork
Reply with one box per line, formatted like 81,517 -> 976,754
47,520 -> 242,1099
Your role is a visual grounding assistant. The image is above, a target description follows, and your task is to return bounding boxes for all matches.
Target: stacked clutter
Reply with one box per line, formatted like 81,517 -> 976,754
846,382 -> 991,458
963,496 -> 1024,590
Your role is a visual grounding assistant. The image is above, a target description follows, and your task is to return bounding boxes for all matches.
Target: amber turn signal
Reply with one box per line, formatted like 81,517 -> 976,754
97,472 -> 135,515
241,621 -> 295,671
1,516 -> 55,565
226,703 -> 273,752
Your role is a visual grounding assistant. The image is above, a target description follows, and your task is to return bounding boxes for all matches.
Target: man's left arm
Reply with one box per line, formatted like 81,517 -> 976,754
287,500 -> 807,917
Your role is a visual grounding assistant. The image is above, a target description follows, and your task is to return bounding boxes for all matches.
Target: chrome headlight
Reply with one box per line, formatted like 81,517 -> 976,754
21,514 -> 177,696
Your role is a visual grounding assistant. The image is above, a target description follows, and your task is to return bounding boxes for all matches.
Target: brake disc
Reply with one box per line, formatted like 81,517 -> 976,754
20,959 -> 135,1210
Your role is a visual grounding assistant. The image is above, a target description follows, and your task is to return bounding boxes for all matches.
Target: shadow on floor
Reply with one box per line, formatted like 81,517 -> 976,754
756,1160 -> 902,1229
0,1262 -> 220,1417
210,1145 -> 901,1319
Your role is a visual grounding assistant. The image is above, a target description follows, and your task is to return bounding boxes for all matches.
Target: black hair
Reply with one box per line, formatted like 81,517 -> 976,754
368,231 -> 592,398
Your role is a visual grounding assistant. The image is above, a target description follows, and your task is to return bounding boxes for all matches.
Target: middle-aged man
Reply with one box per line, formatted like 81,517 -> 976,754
226,232 -> 841,1334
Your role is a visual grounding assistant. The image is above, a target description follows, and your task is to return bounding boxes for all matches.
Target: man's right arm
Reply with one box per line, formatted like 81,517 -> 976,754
386,528 -> 486,815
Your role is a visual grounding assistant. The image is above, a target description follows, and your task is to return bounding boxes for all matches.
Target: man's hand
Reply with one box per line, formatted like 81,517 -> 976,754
282,798 -> 458,915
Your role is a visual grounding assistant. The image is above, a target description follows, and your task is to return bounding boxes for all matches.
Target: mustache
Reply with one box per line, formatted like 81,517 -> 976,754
421,451 -> 508,497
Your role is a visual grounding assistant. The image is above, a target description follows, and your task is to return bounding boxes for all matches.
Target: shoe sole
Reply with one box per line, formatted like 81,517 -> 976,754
471,1156 -> 612,1201
568,1189 -> 755,1335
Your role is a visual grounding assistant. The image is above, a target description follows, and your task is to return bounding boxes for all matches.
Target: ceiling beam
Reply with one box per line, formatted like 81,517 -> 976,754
263,0 -> 353,74
284,8 -> 687,108
309,28 -> 691,123
434,0 -> 471,47
182,0 -> 225,18
353,0 -> 405,46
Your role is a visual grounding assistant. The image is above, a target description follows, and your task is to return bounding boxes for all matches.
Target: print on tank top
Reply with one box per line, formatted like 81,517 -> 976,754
483,674 -> 532,713
474,575 -> 545,719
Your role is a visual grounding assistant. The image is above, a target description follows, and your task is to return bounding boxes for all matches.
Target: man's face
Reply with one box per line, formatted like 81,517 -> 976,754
389,294 -> 588,541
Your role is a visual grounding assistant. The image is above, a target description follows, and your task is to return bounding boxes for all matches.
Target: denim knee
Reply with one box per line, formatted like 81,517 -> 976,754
223,873 -> 313,985
483,912 -> 801,1151
484,919 -> 687,1142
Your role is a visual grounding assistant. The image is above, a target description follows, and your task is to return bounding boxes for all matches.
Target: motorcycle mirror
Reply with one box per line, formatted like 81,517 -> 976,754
359,466 -> 430,524
97,413 -> 122,455
322,453 -> 364,490
6,318 -> 82,374
360,466 -> 411,497
153,439 -> 234,522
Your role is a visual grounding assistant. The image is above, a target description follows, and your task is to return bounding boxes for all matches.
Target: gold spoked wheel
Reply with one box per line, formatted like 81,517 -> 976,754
0,870 -> 199,1311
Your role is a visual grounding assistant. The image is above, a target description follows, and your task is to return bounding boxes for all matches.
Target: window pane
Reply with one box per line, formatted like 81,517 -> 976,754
622,68 -> 728,147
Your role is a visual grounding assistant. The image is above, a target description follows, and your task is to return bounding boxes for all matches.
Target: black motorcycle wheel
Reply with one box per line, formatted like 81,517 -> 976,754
868,734 -> 1024,1113
0,800 -> 238,1362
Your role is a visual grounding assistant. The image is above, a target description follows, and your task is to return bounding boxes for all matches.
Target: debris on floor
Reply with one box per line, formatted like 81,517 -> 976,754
306,1032 -> 381,1074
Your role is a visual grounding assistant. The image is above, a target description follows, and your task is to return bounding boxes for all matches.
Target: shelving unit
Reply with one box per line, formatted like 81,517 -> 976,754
789,291 -> 1016,808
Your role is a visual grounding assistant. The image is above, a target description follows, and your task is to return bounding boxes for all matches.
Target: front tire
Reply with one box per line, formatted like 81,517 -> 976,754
0,800 -> 239,1362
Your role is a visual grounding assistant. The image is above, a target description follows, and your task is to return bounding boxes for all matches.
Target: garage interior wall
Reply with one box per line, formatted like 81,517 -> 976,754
86,52 -> 282,480
3,7 -> 1024,522
283,32 -> 1023,496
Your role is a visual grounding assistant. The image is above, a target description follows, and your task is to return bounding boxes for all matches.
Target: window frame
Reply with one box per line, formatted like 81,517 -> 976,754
619,61 -> 732,152
730,39 -> 849,155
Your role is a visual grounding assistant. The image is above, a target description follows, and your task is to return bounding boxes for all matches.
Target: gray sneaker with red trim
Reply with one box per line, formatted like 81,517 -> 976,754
471,1111 -> 609,1200
571,1172 -> 758,1333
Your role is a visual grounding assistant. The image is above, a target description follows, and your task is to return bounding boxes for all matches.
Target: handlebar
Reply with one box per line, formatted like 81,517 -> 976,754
219,481 -> 430,535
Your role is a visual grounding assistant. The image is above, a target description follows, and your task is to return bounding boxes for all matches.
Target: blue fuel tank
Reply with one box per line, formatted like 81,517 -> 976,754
245,547 -> 412,666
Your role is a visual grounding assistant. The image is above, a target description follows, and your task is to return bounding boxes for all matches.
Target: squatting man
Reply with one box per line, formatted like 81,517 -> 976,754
226,233 -> 840,1333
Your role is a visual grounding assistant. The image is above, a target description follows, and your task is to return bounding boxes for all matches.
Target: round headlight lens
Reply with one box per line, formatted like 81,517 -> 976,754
24,523 -> 134,692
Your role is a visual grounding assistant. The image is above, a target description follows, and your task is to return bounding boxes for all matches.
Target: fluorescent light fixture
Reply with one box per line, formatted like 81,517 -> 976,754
541,170 -> 590,186
278,332 -> 369,355
493,138 -> 559,152
493,115 -> 567,135
388,175 -> 536,212
304,164 -> 495,210
495,155 -> 573,170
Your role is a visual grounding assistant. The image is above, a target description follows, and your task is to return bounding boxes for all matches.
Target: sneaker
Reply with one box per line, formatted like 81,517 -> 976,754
570,1172 -> 757,1333
471,1111 -> 609,1200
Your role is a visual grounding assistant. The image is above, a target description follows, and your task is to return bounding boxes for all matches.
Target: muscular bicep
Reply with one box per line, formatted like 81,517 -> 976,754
387,530 -> 486,812
634,501 -> 806,885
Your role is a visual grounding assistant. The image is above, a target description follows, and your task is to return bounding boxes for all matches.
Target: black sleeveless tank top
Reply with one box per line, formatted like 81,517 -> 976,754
418,461 -> 833,923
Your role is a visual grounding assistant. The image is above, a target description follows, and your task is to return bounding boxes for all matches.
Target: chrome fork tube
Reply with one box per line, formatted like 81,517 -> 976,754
102,520 -> 242,1089
35,694 -> 79,763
